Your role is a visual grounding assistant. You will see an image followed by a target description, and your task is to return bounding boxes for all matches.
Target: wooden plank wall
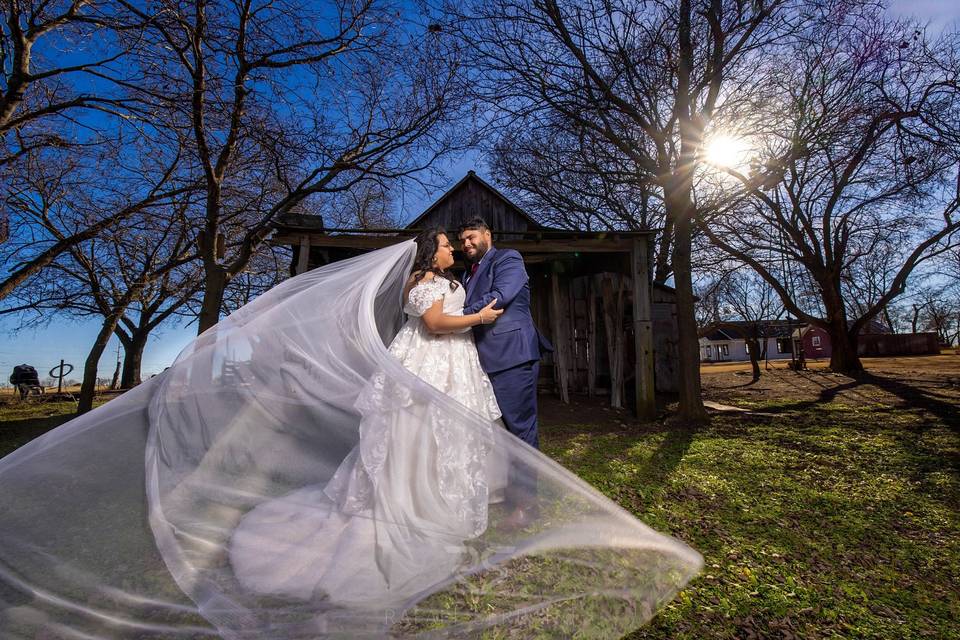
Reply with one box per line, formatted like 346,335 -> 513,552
543,272 -> 677,407
413,178 -> 534,238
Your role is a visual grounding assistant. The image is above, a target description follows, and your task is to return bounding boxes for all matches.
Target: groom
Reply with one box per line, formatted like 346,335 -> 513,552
459,217 -> 552,529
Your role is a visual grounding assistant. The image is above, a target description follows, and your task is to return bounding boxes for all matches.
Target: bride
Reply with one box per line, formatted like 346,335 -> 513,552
228,228 -> 511,607
0,229 -> 702,640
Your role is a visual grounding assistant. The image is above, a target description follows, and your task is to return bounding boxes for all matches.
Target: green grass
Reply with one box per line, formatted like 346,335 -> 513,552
0,400 -> 90,457
1,389 -> 957,639
539,398 -> 959,639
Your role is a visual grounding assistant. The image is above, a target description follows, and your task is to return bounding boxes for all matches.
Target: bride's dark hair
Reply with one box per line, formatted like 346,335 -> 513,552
411,227 -> 460,291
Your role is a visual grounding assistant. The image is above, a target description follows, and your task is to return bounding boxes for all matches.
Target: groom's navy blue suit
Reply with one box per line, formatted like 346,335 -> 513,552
463,247 -> 551,506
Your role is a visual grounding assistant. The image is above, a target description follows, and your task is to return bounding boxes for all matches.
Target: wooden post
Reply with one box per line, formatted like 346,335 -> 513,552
632,238 -> 656,419
551,271 -> 570,403
587,276 -> 598,397
601,275 -> 625,408
296,235 -> 311,274
568,279 -> 579,390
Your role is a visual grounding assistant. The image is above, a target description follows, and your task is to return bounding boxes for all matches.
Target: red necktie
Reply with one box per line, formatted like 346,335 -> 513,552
470,262 -> 479,278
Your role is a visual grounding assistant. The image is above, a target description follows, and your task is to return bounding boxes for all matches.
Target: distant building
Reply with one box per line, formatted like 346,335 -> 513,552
794,324 -> 831,359
699,320 -> 796,363
794,322 -> 939,359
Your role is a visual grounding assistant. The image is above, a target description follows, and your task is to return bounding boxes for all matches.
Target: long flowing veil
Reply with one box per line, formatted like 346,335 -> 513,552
0,239 -> 701,639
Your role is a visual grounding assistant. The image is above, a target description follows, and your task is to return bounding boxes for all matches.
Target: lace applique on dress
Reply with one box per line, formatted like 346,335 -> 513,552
404,278 -> 449,316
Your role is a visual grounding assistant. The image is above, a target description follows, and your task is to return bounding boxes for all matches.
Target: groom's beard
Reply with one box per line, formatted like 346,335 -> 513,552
470,240 -> 490,263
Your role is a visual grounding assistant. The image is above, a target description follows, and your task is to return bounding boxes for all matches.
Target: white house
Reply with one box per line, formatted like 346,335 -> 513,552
699,321 -> 797,363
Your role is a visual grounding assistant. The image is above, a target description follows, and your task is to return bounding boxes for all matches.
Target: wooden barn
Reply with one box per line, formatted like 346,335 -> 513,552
270,171 -> 680,418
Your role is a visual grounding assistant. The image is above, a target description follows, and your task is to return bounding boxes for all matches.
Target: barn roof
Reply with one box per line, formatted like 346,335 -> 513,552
403,170 -> 546,231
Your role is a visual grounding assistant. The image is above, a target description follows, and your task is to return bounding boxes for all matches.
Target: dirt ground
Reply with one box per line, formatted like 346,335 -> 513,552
700,353 -> 960,422
701,350 -> 960,375
535,353 -> 960,430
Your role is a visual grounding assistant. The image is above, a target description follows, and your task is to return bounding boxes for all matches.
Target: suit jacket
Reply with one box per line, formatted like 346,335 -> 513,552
463,247 -> 553,373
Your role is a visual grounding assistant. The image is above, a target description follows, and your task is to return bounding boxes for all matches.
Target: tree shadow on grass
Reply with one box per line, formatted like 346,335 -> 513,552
749,370 -> 959,435
856,372 -> 960,433
0,413 -> 74,458
639,424 -> 696,493
775,372 -> 874,408
540,399 -> 697,500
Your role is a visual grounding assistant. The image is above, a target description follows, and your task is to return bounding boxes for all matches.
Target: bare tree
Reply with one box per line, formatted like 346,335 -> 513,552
903,284 -> 960,345
324,181 -> 399,229
456,0 -> 801,421
719,271 -> 784,380
695,266 -> 784,380
114,241 -> 205,388
0,0 -> 151,165
5,196 -> 198,412
921,297 -> 959,345
70,218 -> 195,412
702,9 -> 960,373
118,0 -> 470,333
0,132 -> 194,302
491,125 -> 673,282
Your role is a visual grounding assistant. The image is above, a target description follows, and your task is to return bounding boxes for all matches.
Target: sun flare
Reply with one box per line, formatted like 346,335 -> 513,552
704,134 -> 751,170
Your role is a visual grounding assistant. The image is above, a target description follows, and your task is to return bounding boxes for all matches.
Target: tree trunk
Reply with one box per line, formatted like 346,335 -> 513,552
828,325 -> 863,373
666,191 -> 708,423
822,283 -> 863,373
120,329 -> 149,388
746,337 -> 762,381
78,314 -> 124,414
667,0 -> 708,424
197,266 -> 228,334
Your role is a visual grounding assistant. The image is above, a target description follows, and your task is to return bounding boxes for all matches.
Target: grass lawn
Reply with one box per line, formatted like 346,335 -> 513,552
1,356 -> 958,639
0,399 -> 110,458
538,359 -> 960,639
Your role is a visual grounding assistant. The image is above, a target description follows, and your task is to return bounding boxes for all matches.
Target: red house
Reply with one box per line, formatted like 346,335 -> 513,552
795,325 -> 831,359
793,321 -> 935,359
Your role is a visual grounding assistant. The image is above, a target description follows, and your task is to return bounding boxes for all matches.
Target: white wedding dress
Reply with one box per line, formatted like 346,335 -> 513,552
229,276 -> 508,607
0,240 -> 701,640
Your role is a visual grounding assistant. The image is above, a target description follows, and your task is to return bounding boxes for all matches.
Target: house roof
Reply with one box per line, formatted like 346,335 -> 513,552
403,171 -> 547,231
703,328 -> 737,342
701,319 -> 802,342
794,319 -> 893,337
722,320 -> 797,338
270,170 -> 658,257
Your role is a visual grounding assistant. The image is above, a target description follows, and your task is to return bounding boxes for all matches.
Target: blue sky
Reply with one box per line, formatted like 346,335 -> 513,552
889,0 -> 958,33
2,1 -> 957,383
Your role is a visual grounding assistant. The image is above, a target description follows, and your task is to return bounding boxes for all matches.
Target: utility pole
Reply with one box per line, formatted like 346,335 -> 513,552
110,342 -> 122,391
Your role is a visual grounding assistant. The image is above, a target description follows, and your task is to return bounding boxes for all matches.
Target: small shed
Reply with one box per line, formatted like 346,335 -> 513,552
270,171 -> 680,418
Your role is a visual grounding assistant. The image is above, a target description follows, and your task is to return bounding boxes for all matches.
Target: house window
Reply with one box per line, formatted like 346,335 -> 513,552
776,338 -> 792,354
812,336 -> 821,347
720,344 -> 730,356
705,345 -> 713,357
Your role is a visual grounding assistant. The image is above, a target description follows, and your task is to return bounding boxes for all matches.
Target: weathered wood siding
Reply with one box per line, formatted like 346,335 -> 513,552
271,175 -> 680,413
407,174 -> 537,236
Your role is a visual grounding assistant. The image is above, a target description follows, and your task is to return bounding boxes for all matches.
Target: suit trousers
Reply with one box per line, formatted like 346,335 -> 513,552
488,360 -> 539,507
